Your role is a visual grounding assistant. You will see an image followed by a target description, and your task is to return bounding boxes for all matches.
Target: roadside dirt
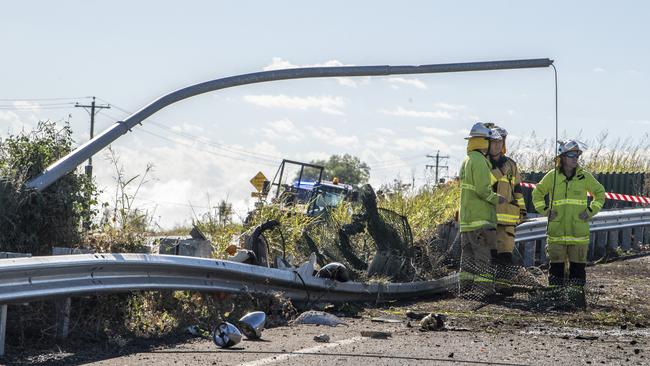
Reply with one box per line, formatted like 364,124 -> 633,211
3,256 -> 649,365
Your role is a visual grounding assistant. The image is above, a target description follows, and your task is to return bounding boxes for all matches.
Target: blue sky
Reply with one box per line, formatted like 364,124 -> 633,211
1,1 -> 649,228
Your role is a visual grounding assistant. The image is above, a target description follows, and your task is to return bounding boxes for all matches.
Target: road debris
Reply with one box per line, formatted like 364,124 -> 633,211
239,311 -> 266,339
186,325 -> 209,337
291,311 -> 347,327
575,334 -> 599,341
316,262 -> 350,282
313,334 -> 331,343
405,310 -> 428,320
371,317 -> 402,323
212,322 -> 242,348
360,330 -> 392,339
420,313 -> 447,331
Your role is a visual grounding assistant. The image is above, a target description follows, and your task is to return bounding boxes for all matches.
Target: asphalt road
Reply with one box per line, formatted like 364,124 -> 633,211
75,315 -> 647,366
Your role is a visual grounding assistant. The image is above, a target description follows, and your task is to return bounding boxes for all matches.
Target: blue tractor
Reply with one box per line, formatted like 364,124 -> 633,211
268,159 -> 355,216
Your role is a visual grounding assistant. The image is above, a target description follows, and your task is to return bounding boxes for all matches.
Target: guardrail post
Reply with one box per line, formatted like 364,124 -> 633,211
607,230 -> 619,254
643,225 -> 650,244
632,227 -> 643,250
540,238 -> 547,264
55,298 -> 71,340
595,231 -> 608,260
621,228 -> 632,251
588,233 -> 596,262
52,247 -> 90,340
0,304 -> 6,357
0,252 -> 32,357
522,241 -> 535,267
536,239 -> 547,265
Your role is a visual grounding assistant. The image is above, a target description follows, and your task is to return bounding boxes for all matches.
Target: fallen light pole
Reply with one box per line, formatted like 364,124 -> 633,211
26,58 -> 553,191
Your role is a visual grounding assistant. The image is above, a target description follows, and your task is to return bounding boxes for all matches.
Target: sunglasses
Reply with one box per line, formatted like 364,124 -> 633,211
564,151 -> 581,158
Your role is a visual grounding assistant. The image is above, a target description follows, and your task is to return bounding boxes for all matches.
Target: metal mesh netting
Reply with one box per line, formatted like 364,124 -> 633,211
377,208 -> 413,249
448,256 -> 600,310
296,186 -> 416,281
526,277 -> 601,311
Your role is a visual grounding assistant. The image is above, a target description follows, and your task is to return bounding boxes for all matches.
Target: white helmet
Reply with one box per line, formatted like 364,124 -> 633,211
557,139 -> 587,156
465,122 -> 502,140
494,126 -> 508,138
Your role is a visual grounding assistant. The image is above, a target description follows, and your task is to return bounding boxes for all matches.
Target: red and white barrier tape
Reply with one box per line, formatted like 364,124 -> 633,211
519,182 -> 650,204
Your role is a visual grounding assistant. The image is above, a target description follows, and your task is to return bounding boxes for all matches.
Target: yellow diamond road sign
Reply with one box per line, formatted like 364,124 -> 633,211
250,171 -> 267,192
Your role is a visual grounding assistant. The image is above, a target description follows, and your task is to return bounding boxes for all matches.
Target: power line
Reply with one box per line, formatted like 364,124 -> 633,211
0,104 -> 78,110
137,127 -> 278,167
101,110 -> 279,167
0,96 -> 92,102
97,98 -> 283,164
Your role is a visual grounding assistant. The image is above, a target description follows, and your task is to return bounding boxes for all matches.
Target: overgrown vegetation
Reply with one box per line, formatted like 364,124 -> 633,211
377,181 -> 460,242
0,121 -> 97,255
508,131 -> 650,173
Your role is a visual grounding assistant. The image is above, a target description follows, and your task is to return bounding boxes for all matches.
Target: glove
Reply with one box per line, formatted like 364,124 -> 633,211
578,210 -> 589,221
548,210 -> 558,221
498,194 -> 507,204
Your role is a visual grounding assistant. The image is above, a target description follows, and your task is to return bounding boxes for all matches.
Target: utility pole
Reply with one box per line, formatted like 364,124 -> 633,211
75,97 -> 110,230
426,150 -> 449,185
75,97 -> 111,179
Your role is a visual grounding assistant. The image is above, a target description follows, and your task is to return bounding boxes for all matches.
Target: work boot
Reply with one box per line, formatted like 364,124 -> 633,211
568,262 -> 587,286
548,262 -> 565,287
497,252 -> 514,266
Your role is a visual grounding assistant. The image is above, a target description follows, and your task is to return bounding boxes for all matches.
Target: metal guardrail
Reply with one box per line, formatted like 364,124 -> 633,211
0,253 -> 457,305
515,208 -> 650,243
514,208 -> 650,266
0,208 -> 647,306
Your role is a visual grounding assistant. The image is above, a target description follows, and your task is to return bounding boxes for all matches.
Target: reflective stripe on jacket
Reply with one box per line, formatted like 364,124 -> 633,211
491,156 -> 525,226
531,167 -> 606,245
459,151 -> 499,232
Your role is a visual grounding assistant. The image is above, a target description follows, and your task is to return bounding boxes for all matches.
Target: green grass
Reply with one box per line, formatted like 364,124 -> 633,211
378,182 -> 460,242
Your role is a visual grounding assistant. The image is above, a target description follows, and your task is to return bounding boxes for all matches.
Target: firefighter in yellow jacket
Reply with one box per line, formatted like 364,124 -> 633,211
532,140 -> 606,287
485,125 -> 526,266
459,123 -> 506,290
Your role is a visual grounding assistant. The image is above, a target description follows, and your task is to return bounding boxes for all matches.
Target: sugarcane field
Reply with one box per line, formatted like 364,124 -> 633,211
2,2 -> 650,365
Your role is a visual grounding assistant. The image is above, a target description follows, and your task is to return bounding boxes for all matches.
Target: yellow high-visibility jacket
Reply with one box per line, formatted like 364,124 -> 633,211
491,156 -> 526,226
532,167 -> 606,245
459,151 -> 499,232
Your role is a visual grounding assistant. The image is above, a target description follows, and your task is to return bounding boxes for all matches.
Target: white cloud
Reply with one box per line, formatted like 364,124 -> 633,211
386,77 -> 427,89
433,102 -> 466,111
394,137 -> 431,151
0,110 -> 32,135
593,67 -> 606,73
243,94 -> 345,115
628,119 -> 650,125
415,126 -> 454,137
380,106 -> 452,119
507,109 -> 516,116
263,57 -> 366,87
365,137 -> 387,149
376,127 -> 395,135
92,130 -> 286,229
262,118 -> 304,141
308,126 -> 358,146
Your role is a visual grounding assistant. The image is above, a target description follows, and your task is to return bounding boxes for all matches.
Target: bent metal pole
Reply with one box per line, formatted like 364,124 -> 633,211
26,58 -> 553,191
